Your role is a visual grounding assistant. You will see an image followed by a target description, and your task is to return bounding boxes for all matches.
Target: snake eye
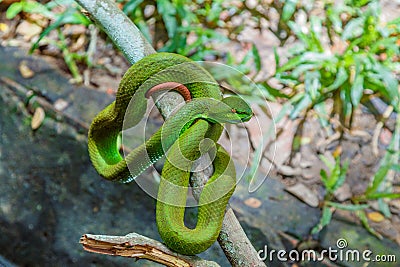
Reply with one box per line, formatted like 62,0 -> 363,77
231,108 -> 236,113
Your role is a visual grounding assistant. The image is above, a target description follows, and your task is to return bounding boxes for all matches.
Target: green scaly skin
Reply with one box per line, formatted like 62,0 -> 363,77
88,52 -> 252,255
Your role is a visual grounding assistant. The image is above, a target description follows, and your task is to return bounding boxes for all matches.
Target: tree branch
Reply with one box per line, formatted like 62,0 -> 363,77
75,0 -> 265,265
76,0 -> 155,63
80,233 -> 220,267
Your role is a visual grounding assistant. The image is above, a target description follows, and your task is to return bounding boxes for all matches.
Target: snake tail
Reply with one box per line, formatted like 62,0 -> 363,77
156,120 -> 236,255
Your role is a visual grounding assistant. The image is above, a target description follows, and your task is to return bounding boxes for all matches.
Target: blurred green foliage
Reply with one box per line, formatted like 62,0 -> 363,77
119,0 -> 307,58
273,0 -> 399,128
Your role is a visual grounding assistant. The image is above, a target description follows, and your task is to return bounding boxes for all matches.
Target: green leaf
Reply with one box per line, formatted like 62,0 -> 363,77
311,206 -> 332,234
326,201 -> 368,211
22,1 -> 54,18
326,157 -> 341,191
378,198 -> 391,218
314,102 -> 329,128
279,52 -> 333,73
332,160 -> 349,192
304,71 -> 321,100
365,192 -> 400,200
340,83 -> 353,119
320,169 -> 329,188
288,21 -> 310,46
282,0 -> 298,22
260,83 -> 289,100
123,0 -> 144,14
370,62 -> 399,107
289,94 -> 311,119
59,11 -> 90,25
6,2 -> 23,19
291,63 -> 319,79
325,66 -> 348,92
365,164 -> 391,196
252,44 -> 261,73
319,154 -> 335,170
277,55 -> 304,73
392,164 -> 400,172
275,95 -> 303,122
350,73 -> 364,107
310,16 -> 323,52
136,19 -> 152,44
273,47 -> 280,67
157,0 -> 177,38
342,17 -> 364,40
45,0 -> 77,8
356,210 -> 382,239
327,6 -> 342,33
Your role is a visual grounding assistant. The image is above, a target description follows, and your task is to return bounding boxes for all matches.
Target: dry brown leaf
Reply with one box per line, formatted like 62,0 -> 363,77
19,60 -> 34,78
367,211 -> 385,223
244,197 -> 262,208
31,107 -> 45,130
332,145 -> 342,158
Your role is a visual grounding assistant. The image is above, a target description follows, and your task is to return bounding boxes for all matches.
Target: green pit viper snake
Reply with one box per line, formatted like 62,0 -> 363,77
88,52 -> 252,255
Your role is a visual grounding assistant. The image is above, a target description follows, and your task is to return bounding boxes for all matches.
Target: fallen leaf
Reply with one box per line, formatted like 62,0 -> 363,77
333,145 -> 342,158
31,107 -> 45,130
285,183 -> 319,207
367,211 -> 385,222
19,60 -> 34,78
244,197 -> 262,208
0,23 -> 9,33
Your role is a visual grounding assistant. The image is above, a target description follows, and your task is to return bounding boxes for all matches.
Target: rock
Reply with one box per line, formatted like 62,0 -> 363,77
16,21 -> 42,41
285,183 -> 319,207
333,183 -> 352,202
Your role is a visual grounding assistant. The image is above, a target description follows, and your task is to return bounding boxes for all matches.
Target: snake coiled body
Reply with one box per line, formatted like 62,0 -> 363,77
88,53 -> 252,255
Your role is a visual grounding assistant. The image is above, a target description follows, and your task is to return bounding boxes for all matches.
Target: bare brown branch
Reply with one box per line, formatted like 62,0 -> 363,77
80,233 -> 220,267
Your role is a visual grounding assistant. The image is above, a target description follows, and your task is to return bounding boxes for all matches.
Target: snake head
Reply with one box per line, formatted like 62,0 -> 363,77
210,96 -> 253,124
